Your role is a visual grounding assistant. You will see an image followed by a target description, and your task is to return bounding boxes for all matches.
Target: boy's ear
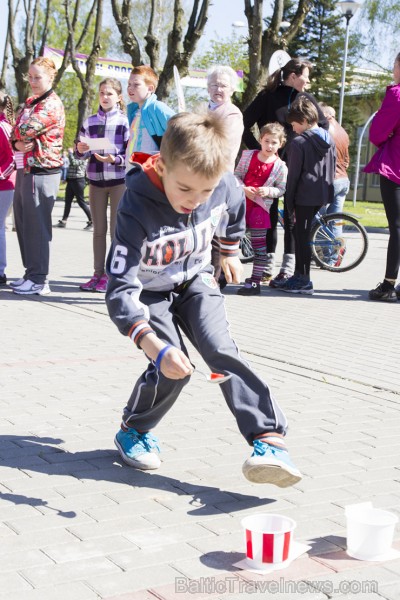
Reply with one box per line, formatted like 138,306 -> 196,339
156,155 -> 166,177
148,84 -> 156,94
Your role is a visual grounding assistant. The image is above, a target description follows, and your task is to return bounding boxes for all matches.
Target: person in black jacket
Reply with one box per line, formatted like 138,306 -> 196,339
277,96 -> 336,295
242,58 -> 328,285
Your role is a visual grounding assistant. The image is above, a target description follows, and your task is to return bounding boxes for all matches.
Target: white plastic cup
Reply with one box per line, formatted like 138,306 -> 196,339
241,513 -> 296,568
346,504 -> 398,560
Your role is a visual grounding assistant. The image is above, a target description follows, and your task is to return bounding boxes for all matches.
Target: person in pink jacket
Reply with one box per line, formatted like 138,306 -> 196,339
365,52 -> 400,302
0,92 -> 16,286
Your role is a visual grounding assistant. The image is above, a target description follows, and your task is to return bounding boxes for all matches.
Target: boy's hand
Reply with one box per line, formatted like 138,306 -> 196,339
139,334 -> 193,380
160,347 -> 193,379
94,153 -> 116,164
221,256 -> 243,284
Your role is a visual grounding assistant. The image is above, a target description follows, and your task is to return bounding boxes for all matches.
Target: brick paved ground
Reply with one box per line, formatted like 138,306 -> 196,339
1,200 -> 399,599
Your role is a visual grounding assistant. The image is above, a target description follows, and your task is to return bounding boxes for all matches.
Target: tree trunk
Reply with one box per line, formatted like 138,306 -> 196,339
8,0 -> 37,102
110,0 -> 141,65
156,0 -> 210,101
74,0 -> 104,134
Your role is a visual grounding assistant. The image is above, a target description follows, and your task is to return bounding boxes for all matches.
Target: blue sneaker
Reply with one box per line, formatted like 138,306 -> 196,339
280,274 -> 314,295
242,439 -> 302,487
114,427 -> 161,470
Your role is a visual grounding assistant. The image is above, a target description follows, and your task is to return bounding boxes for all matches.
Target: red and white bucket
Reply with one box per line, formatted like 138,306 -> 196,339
241,513 -> 296,568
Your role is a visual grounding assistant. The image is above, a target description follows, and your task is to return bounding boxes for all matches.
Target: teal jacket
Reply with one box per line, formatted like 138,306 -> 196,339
127,94 -> 175,148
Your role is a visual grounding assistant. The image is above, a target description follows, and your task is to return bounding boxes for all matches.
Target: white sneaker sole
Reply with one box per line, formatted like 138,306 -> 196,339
114,435 -> 161,470
242,457 -> 302,487
13,285 -> 51,296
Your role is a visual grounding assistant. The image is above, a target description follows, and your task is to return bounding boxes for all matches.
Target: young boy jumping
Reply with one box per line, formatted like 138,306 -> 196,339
105,112 -> 302,488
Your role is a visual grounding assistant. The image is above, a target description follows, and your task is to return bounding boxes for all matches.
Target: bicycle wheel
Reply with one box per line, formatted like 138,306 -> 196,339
239,231 -> 254,264
310,212 -> 369,272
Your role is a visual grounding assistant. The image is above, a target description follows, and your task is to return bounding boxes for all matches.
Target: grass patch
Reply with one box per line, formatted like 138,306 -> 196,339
344,200 -> 387,229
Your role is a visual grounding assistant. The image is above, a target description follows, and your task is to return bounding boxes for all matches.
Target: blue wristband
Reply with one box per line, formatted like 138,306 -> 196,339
155,345 -> 173,370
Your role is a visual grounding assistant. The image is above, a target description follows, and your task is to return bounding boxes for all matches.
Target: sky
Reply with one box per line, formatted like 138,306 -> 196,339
0,0 -> 257,68
0,0 -> 371,78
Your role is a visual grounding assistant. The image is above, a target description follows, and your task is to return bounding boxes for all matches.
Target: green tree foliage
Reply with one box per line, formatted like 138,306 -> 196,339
284,0 -> 362,138
285,1 -> 355,103
363,0 -> 400,65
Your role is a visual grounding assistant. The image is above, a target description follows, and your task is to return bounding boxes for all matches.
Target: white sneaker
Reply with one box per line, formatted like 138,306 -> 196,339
10,277 -> 26,288
13,279 -> 51,295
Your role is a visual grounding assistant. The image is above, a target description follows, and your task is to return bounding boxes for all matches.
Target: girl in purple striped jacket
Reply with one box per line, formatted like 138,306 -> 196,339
77,78 -> 129,293
235,123 -> 287,295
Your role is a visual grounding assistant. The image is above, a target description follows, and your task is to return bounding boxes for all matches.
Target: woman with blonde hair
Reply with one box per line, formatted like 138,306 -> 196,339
11,57 -> 65,295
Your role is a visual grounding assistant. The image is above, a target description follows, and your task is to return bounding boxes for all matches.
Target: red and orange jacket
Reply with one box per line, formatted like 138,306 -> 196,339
12,90 -> 65,172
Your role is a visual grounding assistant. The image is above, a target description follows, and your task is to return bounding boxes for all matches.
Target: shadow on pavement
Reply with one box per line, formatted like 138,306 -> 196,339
223,286 -> 372,302
0,435 -> 276,518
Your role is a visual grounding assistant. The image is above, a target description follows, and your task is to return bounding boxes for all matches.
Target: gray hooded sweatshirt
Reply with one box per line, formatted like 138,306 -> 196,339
105,164 -> 245,341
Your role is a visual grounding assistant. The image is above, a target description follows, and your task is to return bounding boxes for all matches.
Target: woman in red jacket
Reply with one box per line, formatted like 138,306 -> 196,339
11,57 -> 65,295
0,92 -> 15,286
365,52 -> 400,302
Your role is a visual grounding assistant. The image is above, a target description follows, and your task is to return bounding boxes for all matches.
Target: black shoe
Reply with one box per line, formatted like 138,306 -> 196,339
237,281 -> 260,296
83,221 -> 93,230
0,274 -> 7,285
57,220 -> 66,228
369,282 -> 397,302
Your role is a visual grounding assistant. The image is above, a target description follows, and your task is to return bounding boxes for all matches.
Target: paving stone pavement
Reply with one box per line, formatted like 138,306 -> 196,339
1,201 -> 399,599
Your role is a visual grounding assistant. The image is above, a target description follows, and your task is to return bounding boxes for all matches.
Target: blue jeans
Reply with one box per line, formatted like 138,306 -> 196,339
319,178 -> 350,260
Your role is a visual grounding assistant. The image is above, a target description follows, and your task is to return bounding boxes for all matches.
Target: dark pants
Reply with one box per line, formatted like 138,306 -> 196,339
380,175 -> 400,280
265,197 -> 296,255
122,272 -> 288,445
294,205 -> 320,277
62,178 -> 91,221
266,198 -> 279,253
22,172 -> 60,284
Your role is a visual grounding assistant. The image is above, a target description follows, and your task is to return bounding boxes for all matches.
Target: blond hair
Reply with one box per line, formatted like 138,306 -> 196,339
31,57 -> 57,80
160,112 -> 231,178
259,122 -> 286,146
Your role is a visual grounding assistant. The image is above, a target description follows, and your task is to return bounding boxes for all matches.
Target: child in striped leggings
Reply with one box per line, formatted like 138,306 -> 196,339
235,123 -> 287,295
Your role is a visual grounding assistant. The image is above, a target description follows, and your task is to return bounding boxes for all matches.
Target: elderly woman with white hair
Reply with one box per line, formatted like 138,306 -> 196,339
207,65 -> 244,172
207,65 -> 244,285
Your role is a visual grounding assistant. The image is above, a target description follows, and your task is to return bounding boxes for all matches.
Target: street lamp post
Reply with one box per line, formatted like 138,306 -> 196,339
338,1 -> 361,125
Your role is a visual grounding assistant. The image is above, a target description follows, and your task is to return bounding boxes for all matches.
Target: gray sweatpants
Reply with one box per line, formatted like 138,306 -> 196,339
122,272 -> 288,445
22,172 -> 61,284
